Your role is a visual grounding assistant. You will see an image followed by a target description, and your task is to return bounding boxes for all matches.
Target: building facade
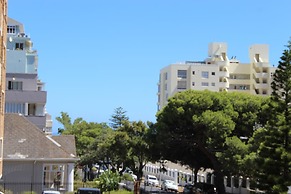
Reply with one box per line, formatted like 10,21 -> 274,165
0,0 -> 7,179
5,18 -> 52,134
158,42 -> 276,110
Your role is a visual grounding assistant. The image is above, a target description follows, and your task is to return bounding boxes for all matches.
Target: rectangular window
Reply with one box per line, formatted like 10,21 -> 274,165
43,164 -> 66,191
211,82 -> 215,86
192,82 -> 195,86
202,82 -> 209,86
15,43 -> 24,50
164,83 -> 167,91
164,72 -> 168,80
192,71 -> 195,75
177,81 -> 187,89
212,72 -> 215,75
28,103 -> 36,115
177,70 -> 187,79
7,25 -> 16,34
5,102 -> 25,114
8,81 -> 23,90
201,71 -> 209,78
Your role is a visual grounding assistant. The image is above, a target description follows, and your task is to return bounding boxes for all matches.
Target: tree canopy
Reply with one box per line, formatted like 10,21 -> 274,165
155,90 -> 268,193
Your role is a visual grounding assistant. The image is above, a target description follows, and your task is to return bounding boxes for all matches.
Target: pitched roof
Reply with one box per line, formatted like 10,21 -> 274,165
3,114 -> 78,161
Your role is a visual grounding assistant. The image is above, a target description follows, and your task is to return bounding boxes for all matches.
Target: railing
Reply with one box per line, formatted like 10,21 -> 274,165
143,163 -> 266,194
0,182 -> 73,194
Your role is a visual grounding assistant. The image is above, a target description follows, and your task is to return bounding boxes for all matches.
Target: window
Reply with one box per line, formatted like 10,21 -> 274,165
211,82 -> 215,86
201,71 -> 209,78
192,82 -> 195,86
15,43 -> 24,50
192,71 -> 195,75
28,103 -> 36,115
5,103 -> 25,114
177,81 -> 187,89
212,72 -> 215,75
7,25 -> 16,34
43,164 -> 67,190
8,81 -> 23,90
201,82 -> 209,86
164,83 -> 167,91
177,70 -> 187,79
164,72 -> 168,80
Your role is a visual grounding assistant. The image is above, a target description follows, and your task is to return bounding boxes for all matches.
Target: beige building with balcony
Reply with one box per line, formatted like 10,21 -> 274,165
157,42 -> 276,110
0,0 -> 7,178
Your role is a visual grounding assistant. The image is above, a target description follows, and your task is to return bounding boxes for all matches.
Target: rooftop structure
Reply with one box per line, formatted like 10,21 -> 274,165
157,42 -> 276,110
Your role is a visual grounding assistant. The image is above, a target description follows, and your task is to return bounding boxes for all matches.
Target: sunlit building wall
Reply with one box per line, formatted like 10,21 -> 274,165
5,18 -> 52,134
157,42 -> 276,110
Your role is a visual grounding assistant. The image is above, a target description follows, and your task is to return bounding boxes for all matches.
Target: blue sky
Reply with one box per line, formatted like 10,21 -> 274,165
7,0 -> 291,134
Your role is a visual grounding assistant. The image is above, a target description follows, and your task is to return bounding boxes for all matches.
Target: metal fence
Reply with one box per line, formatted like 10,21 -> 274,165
0,182 -> 73,194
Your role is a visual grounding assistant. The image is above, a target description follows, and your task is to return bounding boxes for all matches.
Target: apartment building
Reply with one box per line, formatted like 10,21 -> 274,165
5,18 -> 52,134
0,0 -> 7,179
157,42 -> 276,110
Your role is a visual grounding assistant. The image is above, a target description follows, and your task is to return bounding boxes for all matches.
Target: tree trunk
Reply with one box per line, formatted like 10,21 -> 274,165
197,143 -> 226,194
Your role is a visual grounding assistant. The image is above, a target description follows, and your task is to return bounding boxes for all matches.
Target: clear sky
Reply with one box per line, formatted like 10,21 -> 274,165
7,0 -> 291,134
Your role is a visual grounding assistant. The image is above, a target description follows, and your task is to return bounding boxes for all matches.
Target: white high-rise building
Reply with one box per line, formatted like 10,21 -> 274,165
157,42 -> 276,110
5,18 -> 52,134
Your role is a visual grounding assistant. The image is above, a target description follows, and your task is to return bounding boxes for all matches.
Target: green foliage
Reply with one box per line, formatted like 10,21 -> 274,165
155,90 -> 268,193
118,120 -> 152,180
110,107 -> 129,129
216,136 -> 248,176
121,173 -> 134,181
56,112 -> 113,165
255,39 -> 291,193
97,171 -> 121,193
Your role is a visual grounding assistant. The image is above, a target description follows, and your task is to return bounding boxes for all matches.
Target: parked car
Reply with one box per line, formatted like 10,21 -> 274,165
194,182 -> 217,194
144,174 -> 159,186
183,183 -> 194,194
42,190 -> 61,194
75,188 -> 102,194
124,170 -> 137,181
161,179 -> 178,192
183,182 -> 216,194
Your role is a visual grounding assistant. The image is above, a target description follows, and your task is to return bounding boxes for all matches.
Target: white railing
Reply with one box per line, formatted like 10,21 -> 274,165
143,163 -> 265,194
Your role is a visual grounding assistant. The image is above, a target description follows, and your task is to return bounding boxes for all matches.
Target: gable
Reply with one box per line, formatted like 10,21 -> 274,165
3,114 -> 78,161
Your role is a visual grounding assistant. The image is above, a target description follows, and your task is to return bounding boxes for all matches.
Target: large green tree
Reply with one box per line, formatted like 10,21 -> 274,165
118,120 -> 152,181
155,90 -> 267,194
255,40 -> 291,193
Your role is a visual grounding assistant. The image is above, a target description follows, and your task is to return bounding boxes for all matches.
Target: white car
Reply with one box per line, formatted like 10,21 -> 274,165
42,190 -> 60,194
145,175 -> 159,186
161,179 -> 178,192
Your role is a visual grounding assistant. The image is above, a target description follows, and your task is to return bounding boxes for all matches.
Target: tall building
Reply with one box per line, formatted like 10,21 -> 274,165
0,0 -> 7,179
5,18 -> 52,134
158,42 -> 276,110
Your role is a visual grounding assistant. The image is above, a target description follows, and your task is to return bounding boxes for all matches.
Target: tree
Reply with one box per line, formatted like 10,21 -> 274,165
56,112 -> 113,166
118,120 -> 152,181
255,40 -> 291,193
109,107 -> 129,129
155,90 -> 267,194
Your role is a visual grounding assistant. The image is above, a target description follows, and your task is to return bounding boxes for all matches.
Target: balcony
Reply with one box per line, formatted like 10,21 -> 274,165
218,71 -> 229,77
254,72 -> 269,79
26,115 -> 46,130
254,83 -> 269,89
219,81 -> 229,88
6,90 -> 47,103
217,60 -> 229,67
253,62 -> 270,68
